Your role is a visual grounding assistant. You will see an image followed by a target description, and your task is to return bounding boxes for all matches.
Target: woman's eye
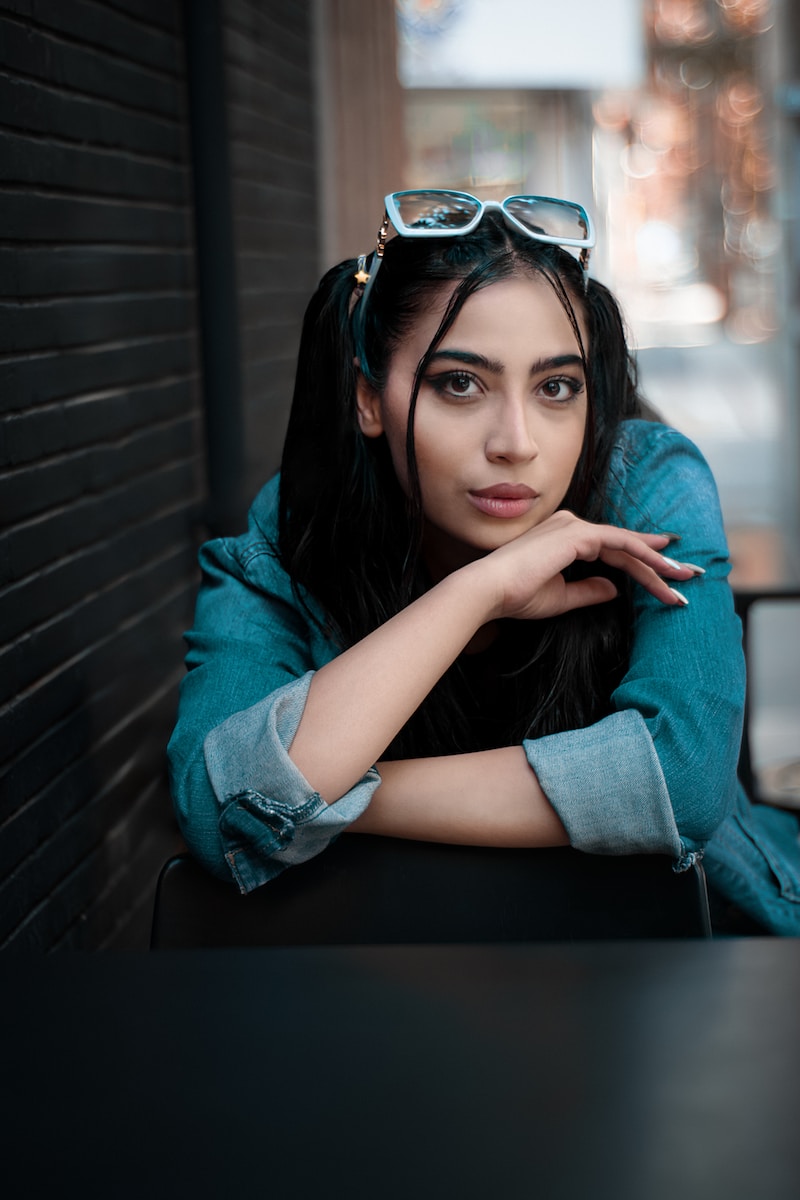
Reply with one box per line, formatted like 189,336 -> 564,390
449,372 -> 475,394
429,371 -> 481,398
539,376 -> 584,403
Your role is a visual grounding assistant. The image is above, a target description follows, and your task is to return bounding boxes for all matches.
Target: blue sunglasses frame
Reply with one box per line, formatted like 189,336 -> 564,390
352,189 -> 596,355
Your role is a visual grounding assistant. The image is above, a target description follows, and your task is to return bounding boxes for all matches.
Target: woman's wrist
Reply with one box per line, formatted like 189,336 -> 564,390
447,555 -> 505,625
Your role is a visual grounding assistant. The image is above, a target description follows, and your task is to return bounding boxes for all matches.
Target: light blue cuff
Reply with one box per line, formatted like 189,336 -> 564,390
203,672 -> 380,892
523,709 -> 688,864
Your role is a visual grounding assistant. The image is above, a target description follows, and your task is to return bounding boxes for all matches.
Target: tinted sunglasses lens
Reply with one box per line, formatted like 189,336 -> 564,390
392,190 -> 481,231
505,197 -> 589,243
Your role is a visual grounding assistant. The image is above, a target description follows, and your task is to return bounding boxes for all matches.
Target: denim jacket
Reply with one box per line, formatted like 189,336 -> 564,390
167,420 -> 800,934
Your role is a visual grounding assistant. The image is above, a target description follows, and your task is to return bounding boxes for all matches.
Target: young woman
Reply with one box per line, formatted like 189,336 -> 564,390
168,190 -> 800,934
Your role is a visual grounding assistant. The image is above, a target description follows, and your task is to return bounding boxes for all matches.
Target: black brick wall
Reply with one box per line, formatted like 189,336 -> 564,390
0,0 -> 202,949
0,0 -> 319,949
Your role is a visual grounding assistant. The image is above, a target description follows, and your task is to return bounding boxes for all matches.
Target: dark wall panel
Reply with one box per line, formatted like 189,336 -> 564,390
223,0 -> 320,496
0,0 -> 201,949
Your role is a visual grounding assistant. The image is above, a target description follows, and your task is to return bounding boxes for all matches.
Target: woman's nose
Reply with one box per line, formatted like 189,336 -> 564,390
485,398 -> 539,464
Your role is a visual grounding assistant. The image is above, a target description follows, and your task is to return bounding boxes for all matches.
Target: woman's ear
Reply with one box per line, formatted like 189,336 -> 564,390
354,363 -> 384,438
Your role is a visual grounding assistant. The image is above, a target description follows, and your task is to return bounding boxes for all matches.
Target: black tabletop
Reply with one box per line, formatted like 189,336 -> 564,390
2,940 -> 799,1200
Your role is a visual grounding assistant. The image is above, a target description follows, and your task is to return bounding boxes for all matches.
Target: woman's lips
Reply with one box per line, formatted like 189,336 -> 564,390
467,483 -> 539,519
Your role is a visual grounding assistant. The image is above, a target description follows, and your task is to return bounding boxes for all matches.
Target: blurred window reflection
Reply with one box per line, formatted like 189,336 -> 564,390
395,0 -> 793,576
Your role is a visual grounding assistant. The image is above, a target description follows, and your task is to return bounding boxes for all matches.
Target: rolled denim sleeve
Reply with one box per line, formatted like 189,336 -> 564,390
524,710 -> 684,859
204,673 -> 379,893
523,421 -> 744,867
167,478 -> 378,892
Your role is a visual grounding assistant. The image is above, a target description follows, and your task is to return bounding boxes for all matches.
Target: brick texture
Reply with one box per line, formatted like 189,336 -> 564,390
0,0 -> 320,948
0,0 -> 200,949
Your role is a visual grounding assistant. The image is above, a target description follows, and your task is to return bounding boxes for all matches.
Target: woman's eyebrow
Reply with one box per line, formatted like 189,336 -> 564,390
528,354 -> 585,376
428,349 -> 504,373
428,350 -> 585,376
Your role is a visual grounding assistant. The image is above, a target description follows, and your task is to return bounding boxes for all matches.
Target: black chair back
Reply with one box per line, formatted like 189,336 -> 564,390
151,835 -> 711,948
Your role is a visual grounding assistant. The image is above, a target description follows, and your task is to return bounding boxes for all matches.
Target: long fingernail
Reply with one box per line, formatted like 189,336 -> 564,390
661,531 -> 682,543
661,554 -> 706,575
669,588 -> 689,606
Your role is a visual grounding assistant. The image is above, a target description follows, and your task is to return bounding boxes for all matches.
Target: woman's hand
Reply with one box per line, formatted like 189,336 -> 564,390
468,511 -> 701,623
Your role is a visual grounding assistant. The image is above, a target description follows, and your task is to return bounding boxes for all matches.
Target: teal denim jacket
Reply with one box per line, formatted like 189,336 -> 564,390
167,421 -> 800,934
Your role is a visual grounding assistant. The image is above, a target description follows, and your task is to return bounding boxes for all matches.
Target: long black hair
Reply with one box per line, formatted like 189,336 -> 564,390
278,212 -> 642,756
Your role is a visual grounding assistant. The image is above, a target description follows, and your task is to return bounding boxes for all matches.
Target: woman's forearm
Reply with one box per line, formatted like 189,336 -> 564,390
287,512 -> 692,806
348,747 -> 569,848
287,563 -> 493,803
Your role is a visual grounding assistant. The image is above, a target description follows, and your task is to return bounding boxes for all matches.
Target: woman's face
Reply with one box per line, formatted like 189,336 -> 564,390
356,274 -> 589,576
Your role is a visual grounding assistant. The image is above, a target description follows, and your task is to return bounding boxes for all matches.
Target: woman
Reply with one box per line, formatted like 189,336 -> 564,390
168,190 -> 800,934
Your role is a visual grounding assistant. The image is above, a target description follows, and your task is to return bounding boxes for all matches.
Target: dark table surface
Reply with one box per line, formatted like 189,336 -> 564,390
2,940 -> 799,1200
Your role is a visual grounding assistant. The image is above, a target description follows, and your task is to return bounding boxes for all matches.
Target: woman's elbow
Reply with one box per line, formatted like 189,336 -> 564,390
667,759 -> 739,846
167,742 -> 233,884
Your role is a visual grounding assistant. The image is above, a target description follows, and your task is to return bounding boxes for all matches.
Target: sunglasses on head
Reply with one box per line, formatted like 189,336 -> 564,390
352,189 -> 596,350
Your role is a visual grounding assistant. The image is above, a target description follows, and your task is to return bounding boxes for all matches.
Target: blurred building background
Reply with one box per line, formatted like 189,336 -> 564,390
1,0 -> 797,949
394,0 -> 799,574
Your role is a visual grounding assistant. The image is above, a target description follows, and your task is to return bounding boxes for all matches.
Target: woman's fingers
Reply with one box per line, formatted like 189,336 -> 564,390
549,516 -> 695,580
562,576 -> 620,612
567,522 -> 702,603
490,515 -> 703,620
598,546 -> 697,605
510,574 -> 619,621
